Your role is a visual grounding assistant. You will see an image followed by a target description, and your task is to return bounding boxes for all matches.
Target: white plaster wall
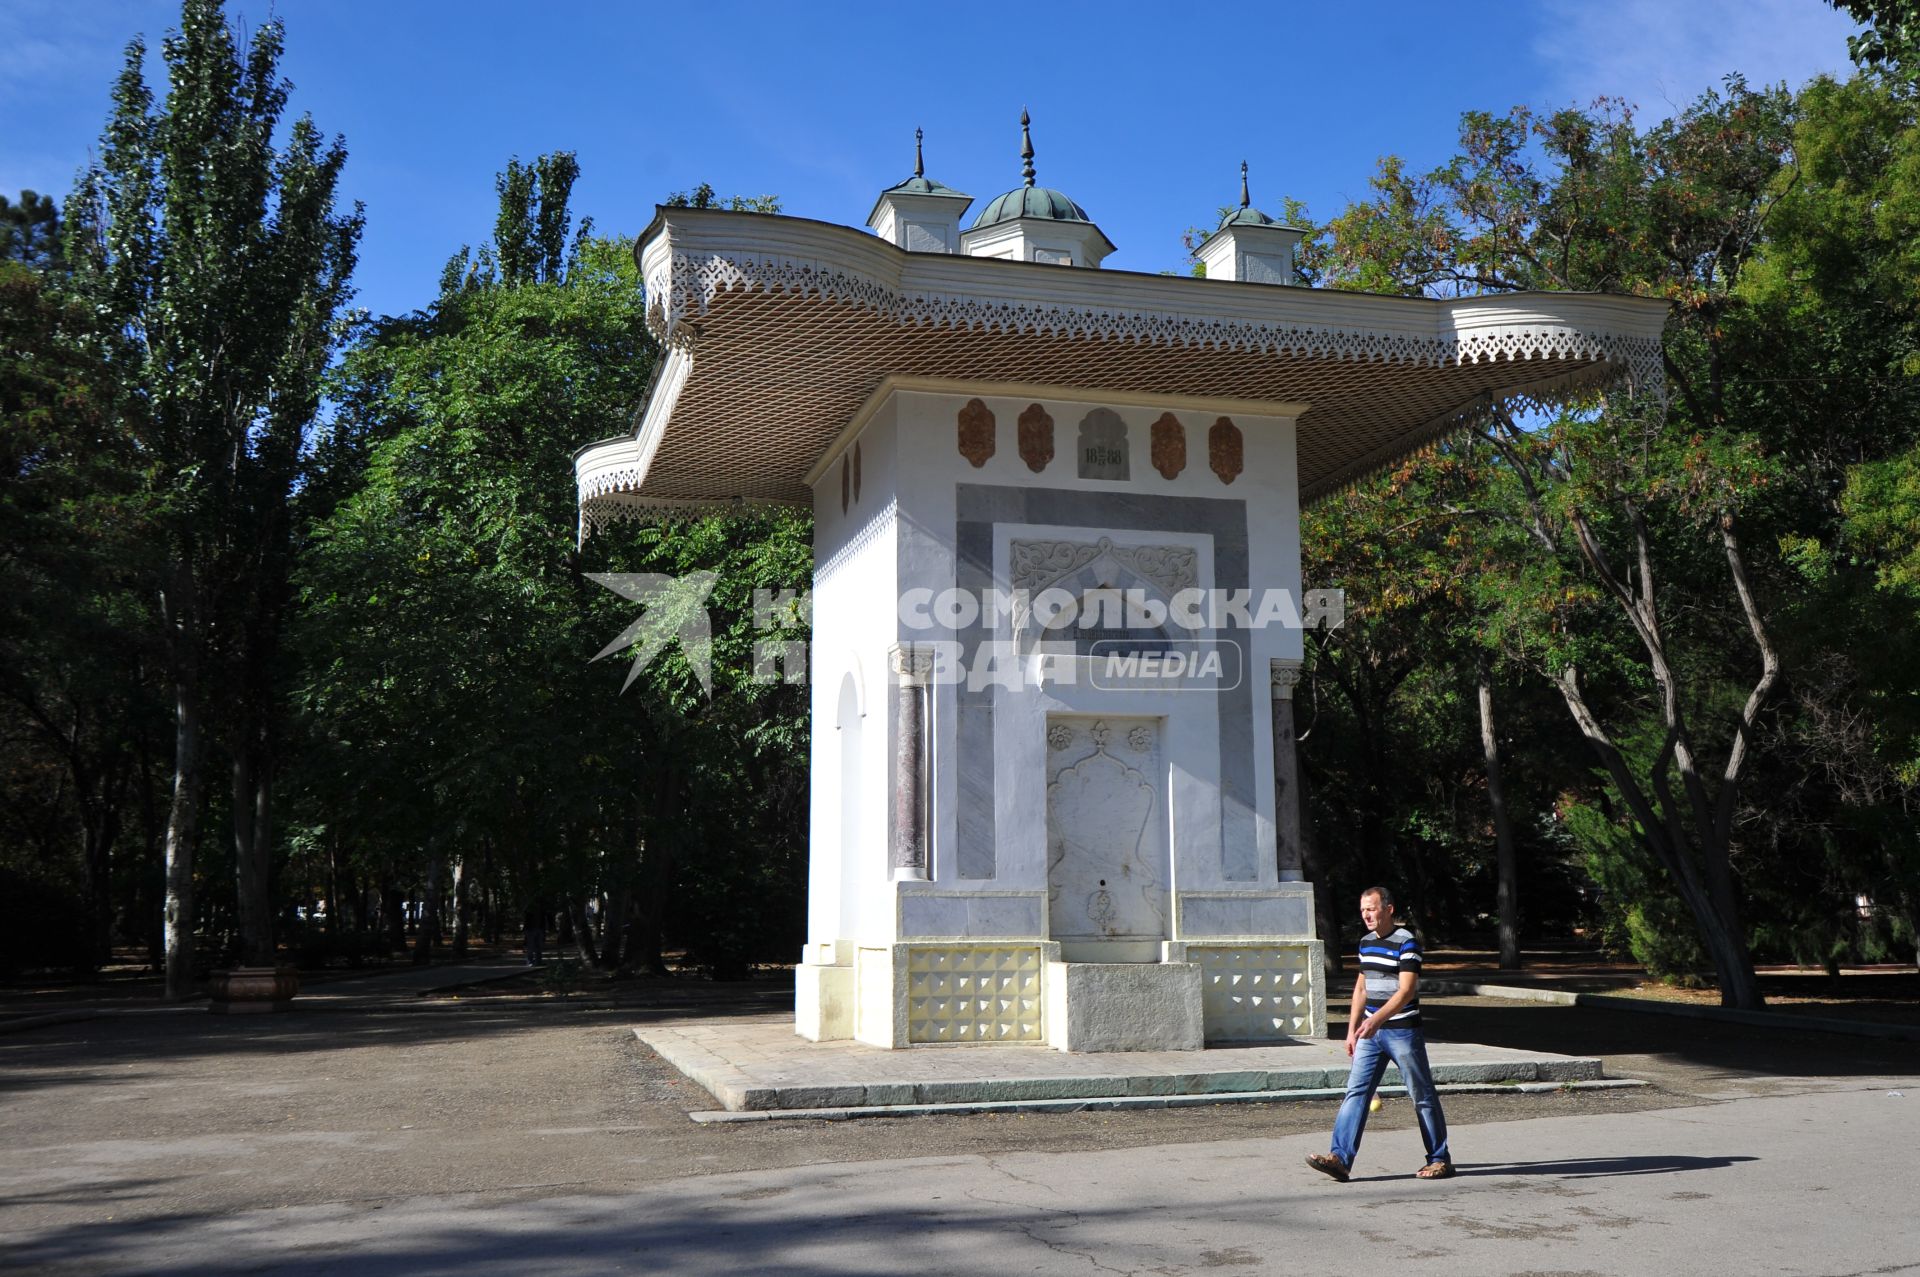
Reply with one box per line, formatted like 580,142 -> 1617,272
809,398 -> 901,952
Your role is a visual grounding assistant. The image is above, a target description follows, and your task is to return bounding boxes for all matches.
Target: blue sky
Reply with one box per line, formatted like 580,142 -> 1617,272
2,0 -> 1864,321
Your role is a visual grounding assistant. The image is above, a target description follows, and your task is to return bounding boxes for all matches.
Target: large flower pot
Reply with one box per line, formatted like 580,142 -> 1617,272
209,965 -> 300,1014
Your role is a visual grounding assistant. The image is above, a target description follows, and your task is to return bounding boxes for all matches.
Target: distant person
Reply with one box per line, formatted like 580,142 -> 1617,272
523,901 -> 547,966
1305,885 -> 1454,1182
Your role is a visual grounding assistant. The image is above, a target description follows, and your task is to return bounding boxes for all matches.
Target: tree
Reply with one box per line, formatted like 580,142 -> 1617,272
0,259 -> 159,973
1,192 -> 61,268
1828,0 -> 1920,81
299,162 -> 811,976
64,0 -> 361,995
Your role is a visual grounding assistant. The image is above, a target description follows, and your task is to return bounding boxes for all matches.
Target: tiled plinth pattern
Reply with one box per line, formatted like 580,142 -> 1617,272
906,945 -> 1045,1044
1190,944 -> 1314,1041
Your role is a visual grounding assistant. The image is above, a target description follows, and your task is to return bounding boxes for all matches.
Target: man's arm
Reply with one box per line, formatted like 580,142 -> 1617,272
1343,972 -> 1368,1055
1353,971 -> 1418,1040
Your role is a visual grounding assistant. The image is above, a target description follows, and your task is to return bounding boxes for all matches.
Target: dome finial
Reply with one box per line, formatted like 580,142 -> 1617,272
1020,109 -> 1035,187
1240,160 -> 1250,210
915,127 -> 925,179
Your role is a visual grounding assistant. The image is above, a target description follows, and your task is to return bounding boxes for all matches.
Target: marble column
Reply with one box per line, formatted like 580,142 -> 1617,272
889,644 -> 933,880
1270,659 -> 1304,882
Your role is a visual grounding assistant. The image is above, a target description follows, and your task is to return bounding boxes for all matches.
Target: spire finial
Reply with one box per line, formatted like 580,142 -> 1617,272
914,127 -> 925,179
1240,160 -> 1250,210
1020,109 -> 1035,187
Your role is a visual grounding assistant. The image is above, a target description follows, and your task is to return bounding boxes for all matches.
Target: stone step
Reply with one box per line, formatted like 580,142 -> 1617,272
635,1016 -> 1608,1115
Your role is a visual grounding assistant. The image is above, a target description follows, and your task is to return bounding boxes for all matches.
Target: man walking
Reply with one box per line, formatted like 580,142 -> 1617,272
1305,886 -> 1454,1182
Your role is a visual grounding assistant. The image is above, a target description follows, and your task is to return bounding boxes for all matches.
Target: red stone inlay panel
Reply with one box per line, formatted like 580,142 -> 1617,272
1210,416 -> 1244,484
1018,403 -> 1054,473
1151,412 -> 1186,480
958,398 -> 995,468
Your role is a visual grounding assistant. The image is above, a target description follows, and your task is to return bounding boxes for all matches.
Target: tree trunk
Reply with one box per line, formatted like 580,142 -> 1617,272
80,766 -> 122,971
568,894 -> 600,966
601,881 -> 629,971
1478,663 -> 1521,970
450,856 -> 469,959
1554,665 -> 1764,1008
327,831 -> 342,938
1295,760 -> 1343,987
382,881 -> 407,954
413,855 -> 444,966
232,740 -> 274,966
162,676 -> 203,1001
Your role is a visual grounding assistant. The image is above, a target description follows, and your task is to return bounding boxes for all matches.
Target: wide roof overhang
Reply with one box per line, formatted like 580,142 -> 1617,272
577,207 -> 1669,532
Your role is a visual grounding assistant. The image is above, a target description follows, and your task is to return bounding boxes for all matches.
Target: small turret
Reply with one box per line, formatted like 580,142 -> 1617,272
867,128 -> 973,253
1193,162 -> 1304,285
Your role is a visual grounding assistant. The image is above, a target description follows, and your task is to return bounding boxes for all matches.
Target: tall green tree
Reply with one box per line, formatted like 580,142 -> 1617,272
1306,68 -> 1920,1001
64,0 -> 361,995
1,192 -> 62,268
298,162 -> 810,975
0,259 -> 157,973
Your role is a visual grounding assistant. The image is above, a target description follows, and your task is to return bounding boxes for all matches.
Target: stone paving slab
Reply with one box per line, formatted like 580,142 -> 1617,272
636,1013 -> 1608,1113
686,1078 -> 1649,1123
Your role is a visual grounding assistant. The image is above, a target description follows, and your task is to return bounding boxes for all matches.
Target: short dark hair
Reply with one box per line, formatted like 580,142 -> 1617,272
1359,885 -> 1396,910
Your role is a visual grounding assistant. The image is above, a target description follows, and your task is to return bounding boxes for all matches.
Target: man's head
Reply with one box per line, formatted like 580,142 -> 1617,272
1359,886 -> 1396,935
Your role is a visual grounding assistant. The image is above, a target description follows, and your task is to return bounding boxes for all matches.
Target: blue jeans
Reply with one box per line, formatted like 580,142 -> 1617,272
1329,1027 -> 1450,1168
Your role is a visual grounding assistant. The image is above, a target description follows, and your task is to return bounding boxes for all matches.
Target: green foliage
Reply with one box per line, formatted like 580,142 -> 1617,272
1299,72 -> 1920,1000
1560,772 -> 1710,984
539,957 -> 583,998
1829,0 -> 1920,81
0,191 -> 61,269
296,160 -> 811,978
665,184 -> 781,213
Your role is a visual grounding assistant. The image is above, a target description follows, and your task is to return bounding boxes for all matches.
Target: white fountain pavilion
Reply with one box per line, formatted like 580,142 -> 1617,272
575,121 -> 1667,1051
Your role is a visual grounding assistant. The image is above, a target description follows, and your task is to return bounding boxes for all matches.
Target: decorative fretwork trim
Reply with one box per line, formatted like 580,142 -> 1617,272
644,248 -> 1665,396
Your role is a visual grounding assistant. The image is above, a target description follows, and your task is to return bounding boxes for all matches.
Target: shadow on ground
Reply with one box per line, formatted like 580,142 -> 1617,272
1415,997 -> 1913,1080
5,1162 -> 1761,1276
0,987 -> 787,1090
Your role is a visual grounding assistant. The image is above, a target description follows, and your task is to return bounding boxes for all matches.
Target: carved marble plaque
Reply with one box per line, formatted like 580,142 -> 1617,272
1009,537 -> 1198,598
1077,408 -> 1130,480
1046,717 -> 1167,943
1018,403 -> 1054,473
1150,412 -> 1186,480
958,398 -> 995,468
1209,416 -> 1244,484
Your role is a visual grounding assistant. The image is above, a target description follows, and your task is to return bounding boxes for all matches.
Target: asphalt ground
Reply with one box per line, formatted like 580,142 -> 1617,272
4,980 -> 1916,1274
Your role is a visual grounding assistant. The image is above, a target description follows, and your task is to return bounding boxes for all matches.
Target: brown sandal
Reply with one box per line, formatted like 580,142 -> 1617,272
1415,1161 -> 1455,1179
1304,1153 -> 1350,1182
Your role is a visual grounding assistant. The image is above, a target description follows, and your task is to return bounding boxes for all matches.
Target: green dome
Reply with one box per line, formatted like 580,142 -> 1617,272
970,184 -> 1093,229
1217,204 -> 1279,230
881,174 -> 968,199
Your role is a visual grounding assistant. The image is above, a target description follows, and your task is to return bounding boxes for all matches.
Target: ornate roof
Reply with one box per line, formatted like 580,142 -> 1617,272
970,184 -> 1093,228
575,207 -> 1670,532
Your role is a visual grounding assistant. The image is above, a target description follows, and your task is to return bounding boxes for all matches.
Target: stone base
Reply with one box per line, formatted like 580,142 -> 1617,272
1045,961 -> 1204,1052
794,962 -> 855,1041
208,965 -> 299,1015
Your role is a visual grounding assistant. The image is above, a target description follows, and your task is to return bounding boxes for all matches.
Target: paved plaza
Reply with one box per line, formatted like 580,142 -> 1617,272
2,968 -> 1916,1275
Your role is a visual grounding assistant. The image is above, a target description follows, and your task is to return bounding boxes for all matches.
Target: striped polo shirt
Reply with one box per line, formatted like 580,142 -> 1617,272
1358,926 -> 1423,1028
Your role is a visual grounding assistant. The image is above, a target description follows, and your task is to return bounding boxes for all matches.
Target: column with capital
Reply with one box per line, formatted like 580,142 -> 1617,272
1270,659 -> 1304,882
889,644 -> 933,880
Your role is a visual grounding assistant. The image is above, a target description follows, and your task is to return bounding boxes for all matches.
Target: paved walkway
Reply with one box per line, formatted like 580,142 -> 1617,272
0,958 -> 532,1032
20,1085 -> 1915,1276
297,960 -> 533,1007
641,1013 -> 1611,1116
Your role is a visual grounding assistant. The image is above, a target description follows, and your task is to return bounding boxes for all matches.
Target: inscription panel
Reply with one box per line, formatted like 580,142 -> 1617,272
1076,408 -> 1130,480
